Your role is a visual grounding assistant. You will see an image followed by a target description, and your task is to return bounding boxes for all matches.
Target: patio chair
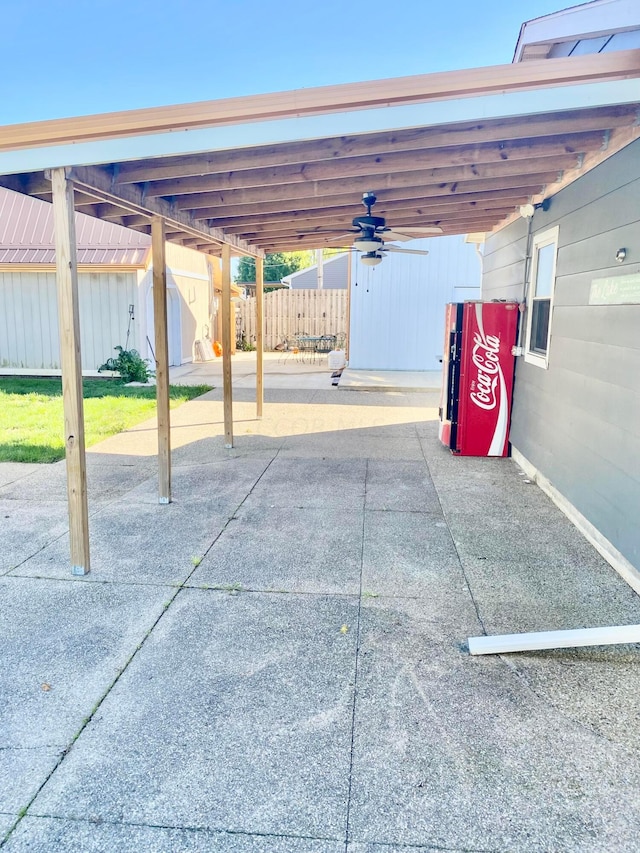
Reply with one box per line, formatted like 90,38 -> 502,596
314,335 -> 337,355
297,334 -> 317,363
278,335 -> 301,363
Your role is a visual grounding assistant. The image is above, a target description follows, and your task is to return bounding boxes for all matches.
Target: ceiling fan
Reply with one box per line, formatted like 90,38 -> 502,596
318,191 -> 443,265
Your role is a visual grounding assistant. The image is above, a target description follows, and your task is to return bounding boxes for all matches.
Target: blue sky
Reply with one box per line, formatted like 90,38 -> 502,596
0,0 -> 570,125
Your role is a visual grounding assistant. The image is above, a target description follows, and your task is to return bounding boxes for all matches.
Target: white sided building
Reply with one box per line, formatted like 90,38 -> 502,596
0,188 -> 219,374
347,234 -> 481,371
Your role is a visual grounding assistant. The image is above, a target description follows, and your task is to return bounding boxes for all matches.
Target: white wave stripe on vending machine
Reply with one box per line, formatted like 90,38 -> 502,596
471,303 -> 509,456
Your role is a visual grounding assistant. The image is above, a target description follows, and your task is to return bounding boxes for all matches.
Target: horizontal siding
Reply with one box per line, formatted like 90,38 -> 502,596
510,382 -> 640,567
482,137 -> 640,569
289,254 -> 348,289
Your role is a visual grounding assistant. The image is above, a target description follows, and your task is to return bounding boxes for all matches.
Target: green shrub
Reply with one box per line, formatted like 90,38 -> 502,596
99,346 -> 152,383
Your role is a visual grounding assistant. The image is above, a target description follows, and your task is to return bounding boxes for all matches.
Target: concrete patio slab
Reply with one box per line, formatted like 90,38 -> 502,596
364,459 -> 440,513
0,456 -> 154,506
0,462 -> 43,489
280,430 -> 426,461
12,499 -> 229,585
361,510 -> 466,602
190,506 -> 364,595
338,369 -> 442,392
242,457 -> 366,510
116,457 -> 271,511
0,816 -> 14,838
347,595 -> 640,852
170,352 -> 338,392
0,576 -> 170,814
28,590 -> 357,842
4,818 -> 345,852
0,499 -> 70,575
3,379 -> 640,852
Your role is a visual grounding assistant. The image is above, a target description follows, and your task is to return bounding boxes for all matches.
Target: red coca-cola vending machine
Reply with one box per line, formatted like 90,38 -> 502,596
439,301 -> 519,457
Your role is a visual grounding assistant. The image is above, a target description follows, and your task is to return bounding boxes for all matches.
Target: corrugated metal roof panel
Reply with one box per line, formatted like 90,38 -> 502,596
0,247 -> 149,265
0,187 -> 151,260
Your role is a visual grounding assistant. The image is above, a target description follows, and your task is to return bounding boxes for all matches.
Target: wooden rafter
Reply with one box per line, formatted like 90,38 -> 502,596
172,164 -> 568,212
140,132 -> 603,197
218,204 -> 524,238
186,183 -> 548,221
62,165 -> 262,258
112,104 -> 639,184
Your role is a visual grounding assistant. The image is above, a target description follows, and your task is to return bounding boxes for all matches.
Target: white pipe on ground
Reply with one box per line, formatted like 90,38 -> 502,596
468,624 -> 640,656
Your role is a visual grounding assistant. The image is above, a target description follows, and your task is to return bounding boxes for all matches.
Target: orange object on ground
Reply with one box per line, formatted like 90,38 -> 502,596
213,340 -> 223,357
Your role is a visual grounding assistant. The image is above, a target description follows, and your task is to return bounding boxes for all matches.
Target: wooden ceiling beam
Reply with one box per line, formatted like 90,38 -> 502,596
258,226 -> 499,250
175,167 -> 563,211
144,141 -> 591,197
112,105 -> 639,184
120,214 -> 153,227
73,192 -> 105,208
251,215 -> 503,244
225,205 -> 514,242
93,202 -> 133,221
189,183 -> 544,220
63,164 -> 263,257
3,50 -> 639,151
242,215 -> 512,246
212,196 -> 529,233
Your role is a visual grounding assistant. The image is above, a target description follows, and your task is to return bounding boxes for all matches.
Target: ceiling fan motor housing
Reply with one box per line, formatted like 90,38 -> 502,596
352,214 -> 386,231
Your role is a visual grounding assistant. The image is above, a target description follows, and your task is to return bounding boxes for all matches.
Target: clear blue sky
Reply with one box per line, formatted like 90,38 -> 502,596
0,0 -> 569,125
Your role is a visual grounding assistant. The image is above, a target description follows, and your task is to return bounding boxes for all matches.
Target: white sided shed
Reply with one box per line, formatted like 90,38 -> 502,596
0,187 -> 150,374
0,187 -> 217,374
348,234 -> 481,371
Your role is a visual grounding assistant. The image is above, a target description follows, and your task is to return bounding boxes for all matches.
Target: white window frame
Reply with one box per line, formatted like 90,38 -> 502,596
525,225 -> 559,369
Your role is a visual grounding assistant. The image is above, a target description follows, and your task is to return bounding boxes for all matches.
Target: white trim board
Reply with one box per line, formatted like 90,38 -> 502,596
511,445 -> 640,597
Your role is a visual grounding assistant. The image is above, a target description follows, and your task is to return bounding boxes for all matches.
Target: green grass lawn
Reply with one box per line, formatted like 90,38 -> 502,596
0,377 -> 212,463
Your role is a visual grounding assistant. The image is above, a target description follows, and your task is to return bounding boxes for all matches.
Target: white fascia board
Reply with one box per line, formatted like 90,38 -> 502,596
0,79 -> 639,177
515,0 -> 640,60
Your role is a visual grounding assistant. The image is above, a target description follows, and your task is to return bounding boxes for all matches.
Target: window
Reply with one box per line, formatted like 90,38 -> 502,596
525,226 -> 558,368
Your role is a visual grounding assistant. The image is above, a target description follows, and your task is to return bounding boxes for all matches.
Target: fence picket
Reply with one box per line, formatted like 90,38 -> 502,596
237,289 -> 347,350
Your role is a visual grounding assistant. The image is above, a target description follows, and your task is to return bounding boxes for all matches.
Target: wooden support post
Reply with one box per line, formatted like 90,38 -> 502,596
50,167 -> 90,576
345,251 -> 352,361
151,216 -> 171,503
221,243 -> 234,447
255,255 -> 264,419
468,624 -> 640,656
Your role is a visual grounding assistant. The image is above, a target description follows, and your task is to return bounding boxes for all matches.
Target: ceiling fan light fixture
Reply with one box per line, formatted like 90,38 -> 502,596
360,252 -> 383,266
353,237 -> 383,253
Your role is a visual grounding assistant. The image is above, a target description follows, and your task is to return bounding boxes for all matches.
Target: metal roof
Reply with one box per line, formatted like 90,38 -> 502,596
0,186 -> 150,266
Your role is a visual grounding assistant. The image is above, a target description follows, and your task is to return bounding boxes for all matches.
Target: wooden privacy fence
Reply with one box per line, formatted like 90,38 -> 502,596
237,288 -> 347,350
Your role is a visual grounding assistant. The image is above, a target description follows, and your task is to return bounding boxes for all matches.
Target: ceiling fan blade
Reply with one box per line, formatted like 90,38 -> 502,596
382,245 -> 430,256
382,227 -> 443,241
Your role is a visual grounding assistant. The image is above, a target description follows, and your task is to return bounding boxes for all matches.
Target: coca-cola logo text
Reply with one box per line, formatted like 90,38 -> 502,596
470,332 -> 501,411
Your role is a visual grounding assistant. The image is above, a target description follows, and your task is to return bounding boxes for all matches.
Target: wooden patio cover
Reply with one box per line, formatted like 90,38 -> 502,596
1,49 -> 639,573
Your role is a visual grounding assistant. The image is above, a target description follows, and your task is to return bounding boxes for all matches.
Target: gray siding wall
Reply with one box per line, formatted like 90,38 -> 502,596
482,138 -> 640,569
289,253 -> 348,289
